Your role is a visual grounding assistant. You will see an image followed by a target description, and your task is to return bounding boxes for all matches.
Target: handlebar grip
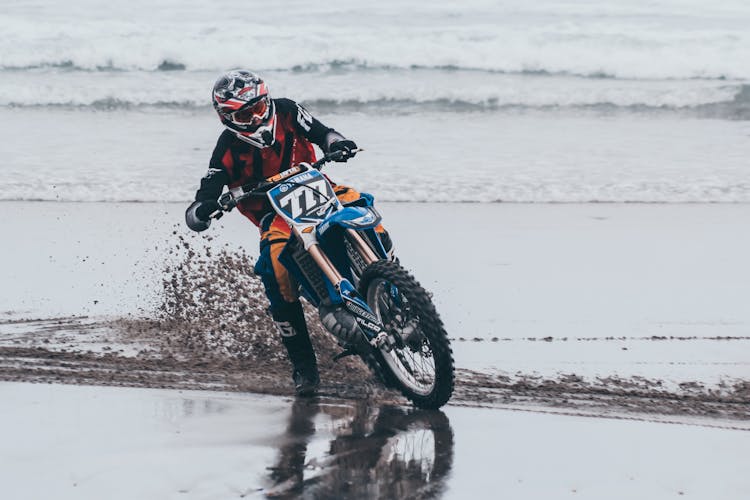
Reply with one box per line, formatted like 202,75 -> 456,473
328,150 -> 346,161
218,192 -> 235,208
322,147 -> 363,165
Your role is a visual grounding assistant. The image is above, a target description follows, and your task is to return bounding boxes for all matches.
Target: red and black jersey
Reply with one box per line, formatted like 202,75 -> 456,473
194,98 -> 336,226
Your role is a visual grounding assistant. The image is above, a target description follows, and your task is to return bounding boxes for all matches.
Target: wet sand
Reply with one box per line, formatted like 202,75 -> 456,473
1,313 -> 748,426
2,381 -> 749,500
1,201 -> 748,498
1,201 -> 748,421
1,201 -> 748,387
3,202 -> 750,338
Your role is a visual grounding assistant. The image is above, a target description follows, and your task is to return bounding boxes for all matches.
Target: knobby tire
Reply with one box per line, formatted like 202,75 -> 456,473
359,260 -> 455,409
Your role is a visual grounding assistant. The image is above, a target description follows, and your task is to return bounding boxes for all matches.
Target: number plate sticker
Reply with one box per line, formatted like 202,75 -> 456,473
267,170 -> 337,223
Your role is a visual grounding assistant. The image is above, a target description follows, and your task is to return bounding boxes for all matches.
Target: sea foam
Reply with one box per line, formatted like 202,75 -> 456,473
2,0 -> 749,79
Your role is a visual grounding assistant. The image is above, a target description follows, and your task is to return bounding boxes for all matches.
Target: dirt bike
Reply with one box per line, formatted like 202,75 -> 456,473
212,150 -> 454,409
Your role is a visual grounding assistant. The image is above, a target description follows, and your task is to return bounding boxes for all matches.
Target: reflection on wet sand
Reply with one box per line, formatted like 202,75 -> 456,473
264,398 -> 454,499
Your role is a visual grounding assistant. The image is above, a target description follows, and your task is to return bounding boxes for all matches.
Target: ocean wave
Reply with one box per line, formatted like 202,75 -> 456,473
2,0 -> 750,81
306,90 -> 750,120
0,59 -> 188,73
2,93 -> 748,205
1,59 -> 746,118
0,58 -> 746,83
4,90 -> 749,120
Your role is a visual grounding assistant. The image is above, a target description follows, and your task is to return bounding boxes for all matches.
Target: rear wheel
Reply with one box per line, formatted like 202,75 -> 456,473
359,260 -> 454,409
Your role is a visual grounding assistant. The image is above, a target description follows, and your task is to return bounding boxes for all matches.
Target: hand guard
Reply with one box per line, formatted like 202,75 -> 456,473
329,139 -> 358,162
185,200 -> 221,232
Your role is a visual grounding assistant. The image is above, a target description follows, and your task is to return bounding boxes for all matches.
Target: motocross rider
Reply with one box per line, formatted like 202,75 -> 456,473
185,70 -> 390,396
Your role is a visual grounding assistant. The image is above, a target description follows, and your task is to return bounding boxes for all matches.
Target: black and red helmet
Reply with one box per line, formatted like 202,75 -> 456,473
212,70 -> 277,148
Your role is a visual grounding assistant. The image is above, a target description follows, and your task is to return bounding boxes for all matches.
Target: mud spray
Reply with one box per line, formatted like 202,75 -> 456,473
121,230 -> 375,390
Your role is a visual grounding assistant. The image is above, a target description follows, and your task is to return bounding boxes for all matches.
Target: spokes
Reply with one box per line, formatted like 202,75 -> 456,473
368,279 -> 437,396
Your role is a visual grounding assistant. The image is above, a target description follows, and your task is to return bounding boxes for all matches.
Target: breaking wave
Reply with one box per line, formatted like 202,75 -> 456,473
2,0 -> 750,80
3,90 -> 750,120
0,59 -> 744,82
1,57 -> 749,83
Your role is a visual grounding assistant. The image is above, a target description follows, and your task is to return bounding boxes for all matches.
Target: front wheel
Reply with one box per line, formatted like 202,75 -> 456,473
359,260 -> 455,409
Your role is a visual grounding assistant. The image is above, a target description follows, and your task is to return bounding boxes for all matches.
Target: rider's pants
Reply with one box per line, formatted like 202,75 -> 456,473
254,184 -> 385,318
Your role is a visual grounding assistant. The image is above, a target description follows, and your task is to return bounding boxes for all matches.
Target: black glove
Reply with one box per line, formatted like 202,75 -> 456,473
185,200 -> 221,232
196,200 -> 222,220
329,139 -> 358,162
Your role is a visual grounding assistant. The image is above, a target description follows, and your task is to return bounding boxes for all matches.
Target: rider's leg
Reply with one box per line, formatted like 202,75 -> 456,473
257,214 -> 319,395
274,301 -> 319,395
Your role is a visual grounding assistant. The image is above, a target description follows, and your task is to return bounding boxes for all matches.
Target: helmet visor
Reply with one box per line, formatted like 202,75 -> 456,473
231,97 -> 269,126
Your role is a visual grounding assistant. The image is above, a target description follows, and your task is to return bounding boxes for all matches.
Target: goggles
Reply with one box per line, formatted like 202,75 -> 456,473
229,97 -> 269,125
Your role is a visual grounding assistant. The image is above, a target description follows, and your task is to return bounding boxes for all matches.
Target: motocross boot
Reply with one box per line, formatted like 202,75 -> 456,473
318,298 -> 366,349
274,301 -> 319,397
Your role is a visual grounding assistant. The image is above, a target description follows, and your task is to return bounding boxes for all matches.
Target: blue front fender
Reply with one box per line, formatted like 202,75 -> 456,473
316,206 -> 382,240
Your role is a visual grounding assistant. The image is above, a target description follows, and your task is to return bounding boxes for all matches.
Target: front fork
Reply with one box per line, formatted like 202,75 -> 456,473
296,227 -> 388,348
301,229 -> 375,286
300,228 -> 378,285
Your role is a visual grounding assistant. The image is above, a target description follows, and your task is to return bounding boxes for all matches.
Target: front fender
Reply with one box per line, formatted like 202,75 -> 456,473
316,206 -> 382,240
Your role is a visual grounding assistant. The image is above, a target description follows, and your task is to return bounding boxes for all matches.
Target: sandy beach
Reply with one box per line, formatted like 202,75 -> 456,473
2,201 -> 748,394
1,200 -> 748,499
1,381 -> 747,500
2,1 -> 750,497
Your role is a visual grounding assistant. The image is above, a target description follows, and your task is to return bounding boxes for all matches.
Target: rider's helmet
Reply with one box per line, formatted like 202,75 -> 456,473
212,70 -> 276,148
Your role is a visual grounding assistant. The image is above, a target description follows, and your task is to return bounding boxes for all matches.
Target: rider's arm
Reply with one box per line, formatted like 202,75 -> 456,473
185,133 -> 232,232
275,98 -> 357,155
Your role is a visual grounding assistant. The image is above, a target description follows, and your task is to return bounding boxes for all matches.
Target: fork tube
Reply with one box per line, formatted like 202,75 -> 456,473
347,229 -> 379,265
307,244 -> 345,286
292,226 -> 345,287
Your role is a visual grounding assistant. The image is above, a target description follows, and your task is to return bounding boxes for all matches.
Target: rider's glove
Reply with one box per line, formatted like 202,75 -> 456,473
329,139 -> 358,162
196,200 -> 222,220
185,200 -> 221,232
218,191 -> 238,211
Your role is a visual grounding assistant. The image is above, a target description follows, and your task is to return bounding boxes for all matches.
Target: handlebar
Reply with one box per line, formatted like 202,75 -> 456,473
209,148 -> 362,219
